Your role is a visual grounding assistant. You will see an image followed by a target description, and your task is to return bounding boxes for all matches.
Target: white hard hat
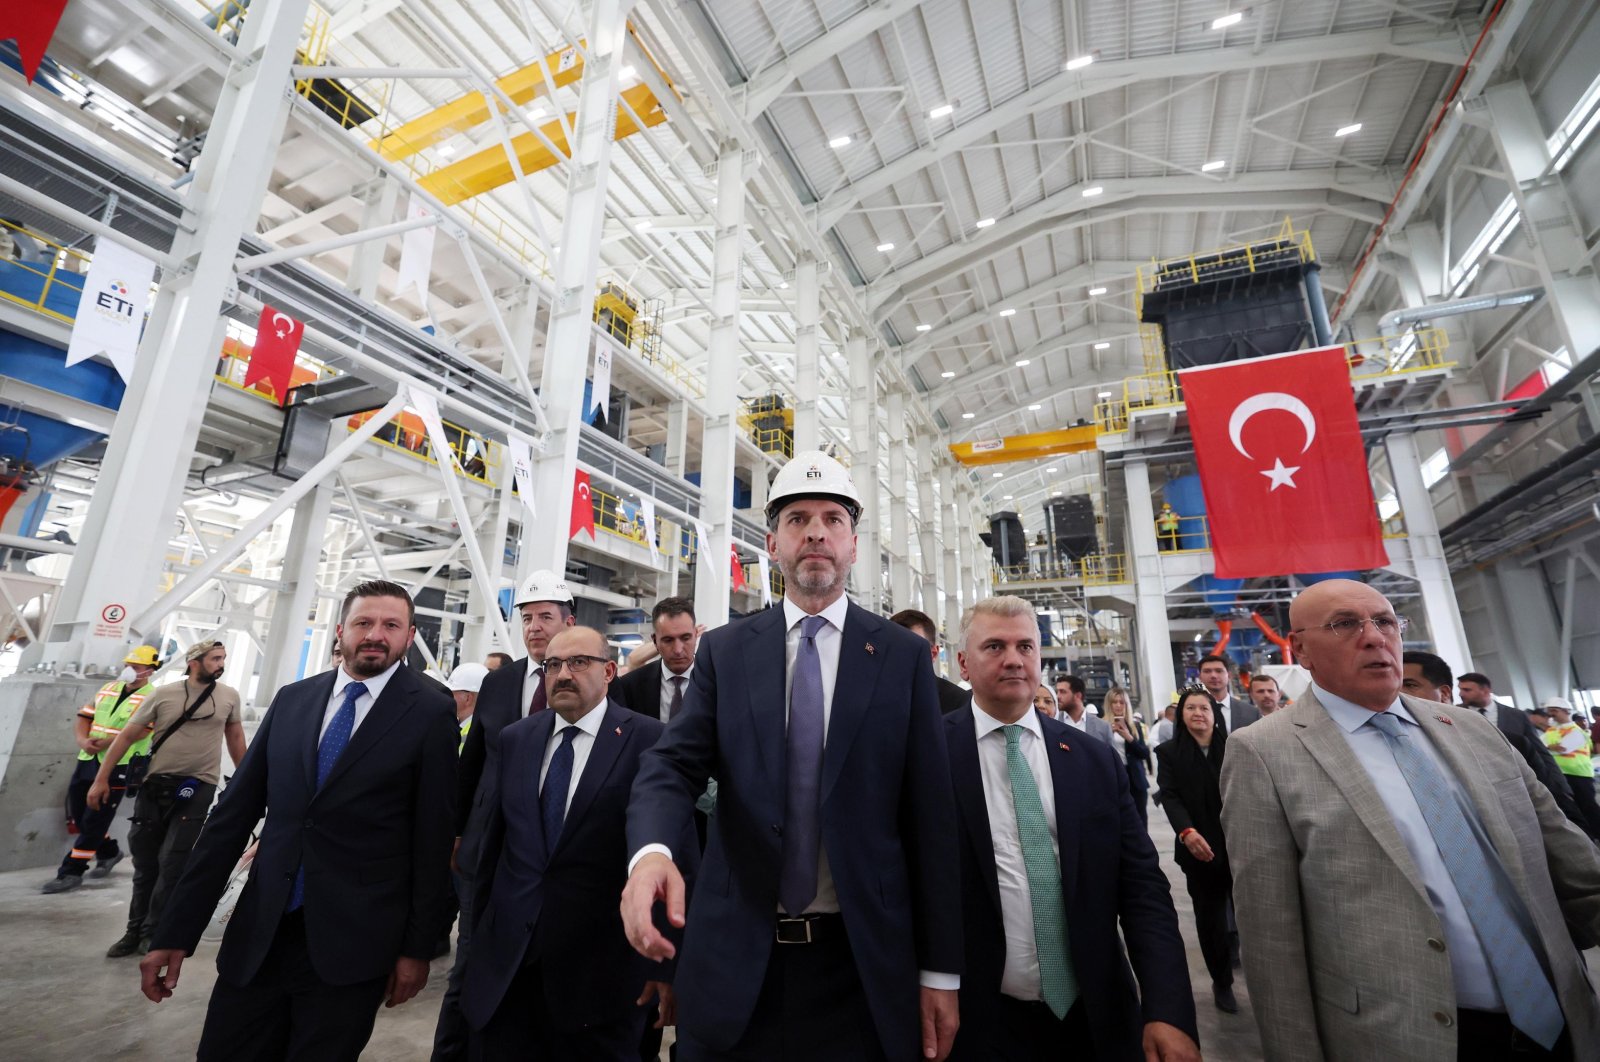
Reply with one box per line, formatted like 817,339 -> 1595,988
448,662 -> 490,693
1542,696 -> 1573,711
514,568 -> 573,607
764,450 -> 863,524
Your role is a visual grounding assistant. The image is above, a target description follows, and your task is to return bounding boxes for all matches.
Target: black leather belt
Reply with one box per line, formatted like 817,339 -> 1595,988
775,913 -> 843,944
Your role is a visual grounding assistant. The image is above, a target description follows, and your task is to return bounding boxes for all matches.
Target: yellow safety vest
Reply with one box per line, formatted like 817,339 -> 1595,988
458,715 -> 473,754
1544,722 -> 1594,779
1157,512 -> 1180,533
76,681 -> 155,765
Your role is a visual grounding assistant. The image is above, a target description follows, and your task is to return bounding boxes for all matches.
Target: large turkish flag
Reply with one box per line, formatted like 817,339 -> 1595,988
1179,346 -> 1387,578
1,0 -> 70,83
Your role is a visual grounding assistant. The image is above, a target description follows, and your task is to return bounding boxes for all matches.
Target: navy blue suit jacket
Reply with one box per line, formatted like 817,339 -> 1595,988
626,599 -> 962,1059
151,664 -> 458,987
462,698 -> 694,1031
945,705 -> 1198,1060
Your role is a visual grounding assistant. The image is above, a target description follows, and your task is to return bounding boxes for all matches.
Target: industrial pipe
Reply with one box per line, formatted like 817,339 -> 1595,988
1376,285 -> 1541,333
1210,619 -> 1233,659
1251,611 -> 1294,666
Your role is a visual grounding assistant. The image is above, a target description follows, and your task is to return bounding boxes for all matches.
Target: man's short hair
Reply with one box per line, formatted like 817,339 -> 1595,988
486,652 -> 514,669
340,579 -> 415,624
957,596 -> 1035,650
1404,651 -> 1454,689
651,596 -> 696,625
1528,708 -> 1550,720
1055,674 -> 1086,697
890,608 -> 939,645
1458,672 -> 1492,688
1249,673 -> 1279,687
1198,654 -> 1231,671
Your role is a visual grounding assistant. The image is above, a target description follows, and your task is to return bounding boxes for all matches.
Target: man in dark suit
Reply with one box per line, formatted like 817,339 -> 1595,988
463,625 -> 695,1058
614,596 -> 699,723
622,450 -> 962,1062
945,596 -> 1199,1061
435,568 -> 576,1061
1407,655 -> 1593,840
139,581 -> 458,1060
1198,654 -> 1259,734
890,607 -> 970,715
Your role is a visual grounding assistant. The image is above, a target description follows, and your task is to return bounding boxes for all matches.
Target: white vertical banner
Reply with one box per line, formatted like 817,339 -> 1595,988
406,386 -> 457,471
756,552 -> 773,607
507,433 -> 537,518
591,344 -> 612,418
692,520 -> 714,571
65,236 -> 157,382
640,496 -> 660,565
396,195 -> 436,306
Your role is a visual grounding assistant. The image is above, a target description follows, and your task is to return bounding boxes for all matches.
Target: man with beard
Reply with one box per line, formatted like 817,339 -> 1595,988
86,640 -> 246,957
139,581 -> 458,1061
623,451 -> 962,1062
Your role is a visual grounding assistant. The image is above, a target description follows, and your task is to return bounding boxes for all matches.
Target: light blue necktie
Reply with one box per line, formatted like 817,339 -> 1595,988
287,680 -> 366,911
1004,724 -> 1077,1019
1367,711 -> 1564,1048
780,615 -> 827,916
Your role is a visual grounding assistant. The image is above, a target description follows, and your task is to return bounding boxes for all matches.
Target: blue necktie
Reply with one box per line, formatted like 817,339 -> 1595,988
1367,711 -> 1565,1048
287,680 -> 367,911
541,726 -> 580,857
780,615 -> 828,916
1004,725 -> 1077,1018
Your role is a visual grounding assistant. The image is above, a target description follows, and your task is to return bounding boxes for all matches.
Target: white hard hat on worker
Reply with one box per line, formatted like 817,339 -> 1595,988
514,568 -> 575,662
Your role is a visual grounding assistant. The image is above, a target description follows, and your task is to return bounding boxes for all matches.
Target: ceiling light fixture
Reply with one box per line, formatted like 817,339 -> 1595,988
1094,341 -> 1111,350
916,324 -> 932,332
619,65 -> 638,83
828,134 -> 853,148
963,413 -> 976,420
1335,122 -> 1362,137
636,219 -> 652,231
992,471 -> 1003,477
1082,185 -> 1104,197
1098,390 -> 1113,398
438,143 -> 456,157
975,217 -> 996,228
1028,404 -> 1042,410
1052,490 -> 1063,496
999,308 -> 1016,317
1064,54 -> 1094,71
929,103 -> 954,119
1016,359 -> 1031,366
528,105 -> 548,120
779,281 -> 789,289
1046,467 -> 1058,473
876,242 -> 895,252
1087,286 -> 1107,296
941,370 -> 956,378
1003,495 -> 1014,500
1212,12 -> 1244,29
1201,159 -> 1226,172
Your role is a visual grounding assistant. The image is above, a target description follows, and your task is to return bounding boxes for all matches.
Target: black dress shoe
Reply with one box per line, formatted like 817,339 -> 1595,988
106,930 -> 143,958
1213,985 -> 1239,1014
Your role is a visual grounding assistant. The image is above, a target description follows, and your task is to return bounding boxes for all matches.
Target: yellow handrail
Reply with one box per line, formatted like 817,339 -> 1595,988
0,220 -> 89,325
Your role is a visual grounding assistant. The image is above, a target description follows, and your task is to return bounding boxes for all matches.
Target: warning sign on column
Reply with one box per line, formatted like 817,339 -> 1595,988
95,603 -> 127,640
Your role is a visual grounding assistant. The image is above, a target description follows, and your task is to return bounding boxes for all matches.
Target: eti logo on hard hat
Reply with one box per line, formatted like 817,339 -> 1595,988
806,465 -> 823,479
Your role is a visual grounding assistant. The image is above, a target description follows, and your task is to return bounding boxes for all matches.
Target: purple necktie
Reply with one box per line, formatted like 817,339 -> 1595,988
669,676 -> 685,720
780,615 -> 828,916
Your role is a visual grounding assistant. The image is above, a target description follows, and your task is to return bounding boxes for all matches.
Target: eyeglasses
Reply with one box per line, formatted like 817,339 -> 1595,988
542,654 -> 609,675
1293,615 -> 1409,639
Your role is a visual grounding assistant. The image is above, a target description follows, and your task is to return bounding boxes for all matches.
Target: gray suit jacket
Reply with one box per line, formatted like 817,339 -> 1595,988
1071,712 -> 1113,744
1220,691 -> 1600,1062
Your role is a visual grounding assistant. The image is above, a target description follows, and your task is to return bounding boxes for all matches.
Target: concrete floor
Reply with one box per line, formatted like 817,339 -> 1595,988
0,803 -> 1261,1061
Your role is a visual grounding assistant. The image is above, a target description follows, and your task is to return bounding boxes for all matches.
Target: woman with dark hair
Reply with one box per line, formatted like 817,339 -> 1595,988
1103,685 -> 1151,825
1156,685 -> 1237,1014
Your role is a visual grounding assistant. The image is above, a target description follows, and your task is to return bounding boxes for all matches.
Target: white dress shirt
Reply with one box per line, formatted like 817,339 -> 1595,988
972,704 -> 1060,1002
659,662 -> 693,723
1317,683 -> 1503,1010
1062,710 -> 1088,732
522,657 -> 545,716
781,594 -> 848,914
1216,693 -> 1240,733
321,659 -> 403,741
538,699 -> 607,814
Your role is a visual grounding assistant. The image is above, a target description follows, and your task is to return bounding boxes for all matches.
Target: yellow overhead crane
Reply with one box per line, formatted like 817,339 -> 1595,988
949,426 -> 1099,466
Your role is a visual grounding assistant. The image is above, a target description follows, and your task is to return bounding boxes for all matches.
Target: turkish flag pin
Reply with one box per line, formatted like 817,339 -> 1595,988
614,726 -> 623,736
1059,742 -> 1070,752
865,643 -> 875,655
1436,715 -> 1453,726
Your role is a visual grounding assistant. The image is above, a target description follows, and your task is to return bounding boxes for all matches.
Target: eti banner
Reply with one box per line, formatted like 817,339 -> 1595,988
1179,346 -> 1387,579
65,237 -> 157,382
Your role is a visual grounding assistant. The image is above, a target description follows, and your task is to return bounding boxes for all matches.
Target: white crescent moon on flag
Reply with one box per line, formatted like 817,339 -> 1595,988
271,311 -> 295,332
1227,392 -> 1317,459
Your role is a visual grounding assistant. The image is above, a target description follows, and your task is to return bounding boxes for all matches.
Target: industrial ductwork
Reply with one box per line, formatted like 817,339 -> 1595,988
1377,286 -> 1542,333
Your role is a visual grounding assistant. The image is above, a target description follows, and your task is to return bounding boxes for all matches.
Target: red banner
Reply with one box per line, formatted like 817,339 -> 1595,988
2,0 -> 70,83
244,304 -> 305,407
569,470 -> 595,540
1179,346 -> 1387,578
730,544 -> 746,591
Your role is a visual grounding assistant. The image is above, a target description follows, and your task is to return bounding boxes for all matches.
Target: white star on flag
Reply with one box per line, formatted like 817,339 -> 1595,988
1260,458 -> 1300,491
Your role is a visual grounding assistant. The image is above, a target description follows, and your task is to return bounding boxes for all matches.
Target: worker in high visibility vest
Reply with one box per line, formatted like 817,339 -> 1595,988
1542,696 -> 1600,840
41,646 -> 159,894
1156,502 -> 1181,551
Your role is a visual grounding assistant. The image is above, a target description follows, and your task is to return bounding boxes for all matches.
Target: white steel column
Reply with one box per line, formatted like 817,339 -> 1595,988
259,480 -> 334,698
966,487 -> 987,607
664,398 -> 689,476
940,462 -> 961,640
348,176 -> 400,301
41,0 -> 312,669
1384,432 -> 1472,675
793,254 -> 821,451
886,391 -> 911,609
693,141 -> 747,628
917,434 -> 940,611
1124,459 -> 1176,711
461,455 -> 516,663
847,333 -> 882,610
524,0 -> 634,576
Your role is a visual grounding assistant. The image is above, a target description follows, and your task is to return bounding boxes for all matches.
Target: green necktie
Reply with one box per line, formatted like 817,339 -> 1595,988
1004,724 -> 1077,1019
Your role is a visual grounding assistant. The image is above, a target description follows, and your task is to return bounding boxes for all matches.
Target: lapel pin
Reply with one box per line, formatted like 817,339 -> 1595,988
1436,715 -> 1453,726
614,726 -> 623,736
865,642 -> 875,655
1059,742 -> 1070,752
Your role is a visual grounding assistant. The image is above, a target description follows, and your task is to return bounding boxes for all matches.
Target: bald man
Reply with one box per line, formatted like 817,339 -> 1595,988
1221,579 -> 1600,1062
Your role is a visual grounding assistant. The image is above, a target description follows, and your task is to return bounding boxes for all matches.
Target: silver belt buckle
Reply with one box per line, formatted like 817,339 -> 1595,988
775,917 -> 813,944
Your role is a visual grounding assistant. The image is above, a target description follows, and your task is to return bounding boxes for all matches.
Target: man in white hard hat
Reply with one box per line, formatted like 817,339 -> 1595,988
447,663 -> 489,753
433,570 -> 574,1062
623,450 -> 963,1062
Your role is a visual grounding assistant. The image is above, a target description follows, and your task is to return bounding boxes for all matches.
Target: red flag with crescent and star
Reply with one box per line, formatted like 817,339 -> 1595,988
244,304 -> 305,407
730,544 -> 746,591
1,0 -> 70,83
569,470 -> 595,540
1179,345 -> 1387,578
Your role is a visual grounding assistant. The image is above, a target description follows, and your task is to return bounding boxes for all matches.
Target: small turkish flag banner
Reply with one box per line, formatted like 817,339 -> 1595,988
569,470 -> 595,540
1,0 -> 70,83
730,544 -> 746,592
245,304 -> 305,407
1180,346 -> 1387,578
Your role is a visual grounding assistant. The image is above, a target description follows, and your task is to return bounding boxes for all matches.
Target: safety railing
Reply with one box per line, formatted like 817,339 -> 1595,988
1134,217 -> 1315,315
1079,553 -> 1128,585
345,409 -> 499,487
1156,508 -> 1408,555
213,337 -> 335,403
0,220 -> 88,324
585,481 -> 699,559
